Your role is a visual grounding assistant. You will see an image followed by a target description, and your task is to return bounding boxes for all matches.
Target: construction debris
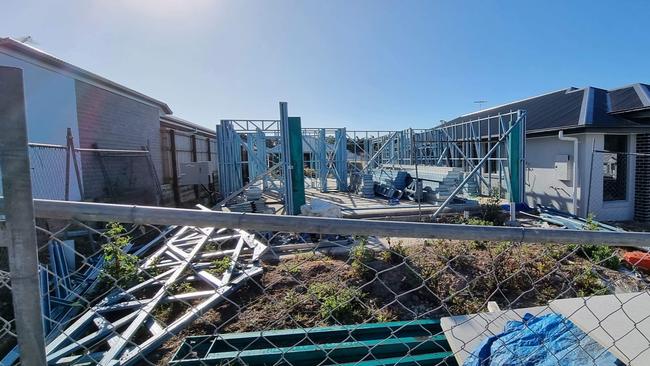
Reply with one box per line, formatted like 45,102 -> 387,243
43,223 -> 268,365
537,205 -> 624,232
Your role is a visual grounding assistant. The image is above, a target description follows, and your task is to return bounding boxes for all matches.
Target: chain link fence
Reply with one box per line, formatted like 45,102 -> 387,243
1,199 -> 650,365
4,69 -> 650,365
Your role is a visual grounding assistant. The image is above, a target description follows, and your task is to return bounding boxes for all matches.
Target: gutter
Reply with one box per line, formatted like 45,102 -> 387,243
558,131 -> 579,215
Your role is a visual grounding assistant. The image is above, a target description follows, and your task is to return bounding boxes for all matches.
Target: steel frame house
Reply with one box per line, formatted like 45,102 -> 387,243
215,104 -> 527,218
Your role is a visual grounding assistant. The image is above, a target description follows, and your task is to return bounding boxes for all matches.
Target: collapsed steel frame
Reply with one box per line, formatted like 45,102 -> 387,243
215,108 -> 526,216
43,215 -> 268,365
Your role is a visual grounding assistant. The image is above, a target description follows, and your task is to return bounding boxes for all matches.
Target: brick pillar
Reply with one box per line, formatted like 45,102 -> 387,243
635,134 -> 650,221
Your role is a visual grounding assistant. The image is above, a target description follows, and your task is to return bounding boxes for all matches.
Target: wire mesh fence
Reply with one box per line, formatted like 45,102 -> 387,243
2,200 -> 650,365
28,144 -> 72,200
77,148 -> 162,205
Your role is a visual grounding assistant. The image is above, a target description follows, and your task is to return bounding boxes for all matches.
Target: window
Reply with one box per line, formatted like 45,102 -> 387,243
602,135 -> 628,201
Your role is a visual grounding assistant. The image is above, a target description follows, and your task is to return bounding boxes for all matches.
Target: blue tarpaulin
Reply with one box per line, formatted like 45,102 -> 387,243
463,313 -> 624,366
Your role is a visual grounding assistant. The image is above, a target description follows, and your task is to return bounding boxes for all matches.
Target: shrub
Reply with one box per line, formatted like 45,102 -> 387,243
168,281 -> 195,295
144,256 -> 164,277
101,222 -> 140,288
578,245 -> 620,270
574,214 -> 620,270
304,167 -> 317,178
465,217 -> 493,226
478,190 -> 506,226
573,267 -> 608,297
384,240 -> 409,264
210,257 -> 232,276
350,239 -> 373,277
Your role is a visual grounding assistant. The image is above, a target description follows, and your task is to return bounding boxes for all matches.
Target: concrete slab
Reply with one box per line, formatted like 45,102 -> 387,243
440,306 -> 553,365
549,291 -> 650,365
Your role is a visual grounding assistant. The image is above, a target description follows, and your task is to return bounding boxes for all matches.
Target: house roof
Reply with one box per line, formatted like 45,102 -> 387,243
160,115 -> 215,137
0,37 -> 172,114
443,83 -> 650,135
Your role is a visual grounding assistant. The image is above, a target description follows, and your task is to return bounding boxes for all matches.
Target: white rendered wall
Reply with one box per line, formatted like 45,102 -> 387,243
0,52 -> 82,200
525,135 -> 578,214
524,133 -> 635,221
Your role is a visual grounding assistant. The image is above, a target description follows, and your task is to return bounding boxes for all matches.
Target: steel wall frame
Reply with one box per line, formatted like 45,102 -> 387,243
217,110 -> 526,215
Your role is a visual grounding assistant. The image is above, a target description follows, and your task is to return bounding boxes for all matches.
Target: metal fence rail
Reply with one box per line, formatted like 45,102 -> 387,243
30,199 -> 650,247
1,199 -> 648,365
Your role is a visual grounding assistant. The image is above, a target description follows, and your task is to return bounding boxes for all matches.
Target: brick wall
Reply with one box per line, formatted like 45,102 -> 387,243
635,134 -> 650,221
75,81 -> 163,204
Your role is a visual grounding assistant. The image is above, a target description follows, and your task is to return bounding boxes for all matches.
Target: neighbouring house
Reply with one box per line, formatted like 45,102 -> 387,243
160,115 -> 216,206
0,37 -> 214,206
445,84 -> 650,221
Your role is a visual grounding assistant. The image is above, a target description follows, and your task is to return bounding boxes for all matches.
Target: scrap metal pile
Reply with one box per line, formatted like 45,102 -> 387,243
42,222 -> 268,365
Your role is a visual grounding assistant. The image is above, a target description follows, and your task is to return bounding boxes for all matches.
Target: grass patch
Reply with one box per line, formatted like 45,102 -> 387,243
308,282 -> 366,323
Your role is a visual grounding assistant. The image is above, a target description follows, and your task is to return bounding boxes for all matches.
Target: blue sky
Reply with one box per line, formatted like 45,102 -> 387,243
1,0 -> 649,130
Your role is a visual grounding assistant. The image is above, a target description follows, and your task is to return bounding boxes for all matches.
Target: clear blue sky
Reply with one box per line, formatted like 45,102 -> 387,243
2,0 -> 649,130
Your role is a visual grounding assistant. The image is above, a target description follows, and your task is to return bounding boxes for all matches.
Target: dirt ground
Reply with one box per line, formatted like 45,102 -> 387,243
149,237 -> 650,364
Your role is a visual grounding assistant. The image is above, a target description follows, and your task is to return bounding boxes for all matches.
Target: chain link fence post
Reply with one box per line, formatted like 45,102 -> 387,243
0,66 -> 47,364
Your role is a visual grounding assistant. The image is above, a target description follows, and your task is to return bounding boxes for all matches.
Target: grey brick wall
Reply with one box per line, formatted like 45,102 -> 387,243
75,81 -> 162,204
635,134 -> 650,221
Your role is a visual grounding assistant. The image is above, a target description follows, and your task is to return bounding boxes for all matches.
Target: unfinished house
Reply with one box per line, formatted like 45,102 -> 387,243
443,84 -> 650,221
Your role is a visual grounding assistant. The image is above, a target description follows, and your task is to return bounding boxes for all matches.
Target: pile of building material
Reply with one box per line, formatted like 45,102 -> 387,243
226,199 -> 269,213
44,219 -> 268,365
374,180 -> 403,199
403,179 -> 424,201
224,186 -> 273,213
383,165 -> 479,203
392,170 -> 409,190
359,173 -> 375,198
537,205 -> 624,232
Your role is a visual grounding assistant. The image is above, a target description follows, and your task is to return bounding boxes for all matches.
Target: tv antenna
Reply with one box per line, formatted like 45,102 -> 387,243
474,100 -> 488,111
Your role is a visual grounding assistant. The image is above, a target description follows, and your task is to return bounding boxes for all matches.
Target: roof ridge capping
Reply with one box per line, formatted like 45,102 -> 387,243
578,87 -> 595,125
0,37 -> 172,114
634,83 -> 650,106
